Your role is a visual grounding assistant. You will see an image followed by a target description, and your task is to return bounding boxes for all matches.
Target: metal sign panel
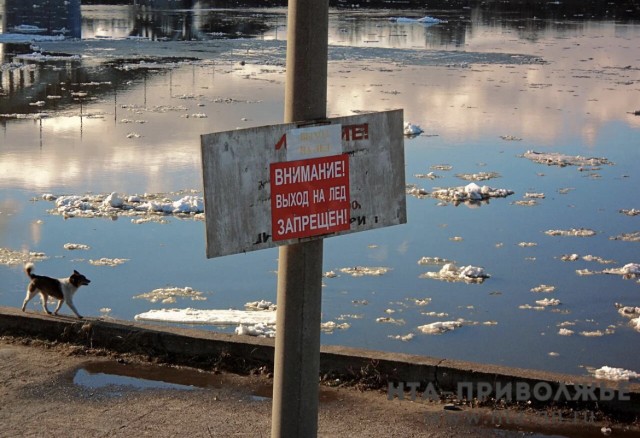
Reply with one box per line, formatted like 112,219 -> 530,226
200,109 -> 406,258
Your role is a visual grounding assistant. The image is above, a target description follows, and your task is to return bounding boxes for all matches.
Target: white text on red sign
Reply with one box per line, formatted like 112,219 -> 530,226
270,154 -> 351,241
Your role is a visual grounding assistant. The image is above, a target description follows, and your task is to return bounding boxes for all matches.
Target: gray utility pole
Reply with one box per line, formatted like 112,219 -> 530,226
270,0 -> 329,436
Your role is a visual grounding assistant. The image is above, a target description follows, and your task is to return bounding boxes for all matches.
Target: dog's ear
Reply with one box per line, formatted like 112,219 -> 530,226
73,270 -> 80,275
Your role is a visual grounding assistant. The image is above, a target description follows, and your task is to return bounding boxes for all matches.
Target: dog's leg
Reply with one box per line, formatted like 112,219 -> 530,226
40,293 -> 52,315
21,286 -> 39,312
65,297 -> 83,319
53,299 -> 64,316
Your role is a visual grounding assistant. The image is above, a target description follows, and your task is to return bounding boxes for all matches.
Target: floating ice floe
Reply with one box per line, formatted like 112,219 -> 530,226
388,333 -> 415,342
519,304 -> 545,311
245,300 -> 276,311
610,232 -> 640,242
431,164 -> 453,171
592,366 -> 640,381
336,313 -> 363,321
320,321 -> 351,333
339,266 -> 390,277
417,320 -> 464,335
535,298 -> 561,306
422,311 -> 449,317
522,150 -> 614,168
583,255 -> 616,264
615,303 -> 640,332
390,16 -> 447,24
430,182 -> 514,205
89,258 -> 128,267
0,33 -> 65,43
620,208 -> 640,216
415,172 -> 440,180
616,303 -> 640,317
561,253 -> 616,264
417,256 -> 453,266
531,284 -> 555,293
420,263 -> 489,284
376,317 -> 405,325
455,172 -> 500,182
235,323 -> 275,338
403,122 -> 423,136
513,199 -> 538,206
405,184 -> 429,199
558,328 -> 574,336
42,191 -> 205,221
133,287 -> 207,304
0,248 -> 48,266
135,308 -> 277,326
603,263 -> 640,278
544,228 -> 597,237
580,328 -> 615,337
63,243 -> 91,251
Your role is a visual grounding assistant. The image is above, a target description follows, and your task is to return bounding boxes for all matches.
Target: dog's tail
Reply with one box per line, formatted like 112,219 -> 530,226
24,263 -> 36,279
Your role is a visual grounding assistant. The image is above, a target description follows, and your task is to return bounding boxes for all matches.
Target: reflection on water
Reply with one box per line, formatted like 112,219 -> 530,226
2,0 -> 81,38
1,6 -> 640,377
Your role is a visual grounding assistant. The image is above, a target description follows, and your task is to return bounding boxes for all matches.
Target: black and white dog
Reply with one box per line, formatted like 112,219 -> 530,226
22,263 -> 91,319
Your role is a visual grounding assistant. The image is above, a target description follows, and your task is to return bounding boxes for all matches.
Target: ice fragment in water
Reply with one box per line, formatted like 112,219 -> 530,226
592,366 -> 640,381
417,320 -> 463,334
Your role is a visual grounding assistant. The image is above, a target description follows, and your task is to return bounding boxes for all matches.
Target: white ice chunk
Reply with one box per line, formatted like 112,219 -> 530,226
235,323 -> 275,338
592,366 -> 640,381
604,263 -> 640,276
339,266 -> 390,277
403,122 -> 423,136
135,308 -> 276,326
63,243 -> 91,250
245,300 -> 276,311
417,320 -> 463,334
420,263 -> 489,283
103,192 -> 124,208
535,298 -> 561,306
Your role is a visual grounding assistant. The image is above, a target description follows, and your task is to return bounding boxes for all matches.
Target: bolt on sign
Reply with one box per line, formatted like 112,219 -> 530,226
200,109 -> 406,258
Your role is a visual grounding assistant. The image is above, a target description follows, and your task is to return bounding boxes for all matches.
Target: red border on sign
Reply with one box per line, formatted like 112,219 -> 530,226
270,154 -> 350,241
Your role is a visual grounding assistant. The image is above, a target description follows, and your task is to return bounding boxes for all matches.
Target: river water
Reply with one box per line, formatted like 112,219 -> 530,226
1,3 -> 639,378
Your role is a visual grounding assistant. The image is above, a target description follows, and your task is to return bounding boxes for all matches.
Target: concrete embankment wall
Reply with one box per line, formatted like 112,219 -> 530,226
1,306 -> 638,418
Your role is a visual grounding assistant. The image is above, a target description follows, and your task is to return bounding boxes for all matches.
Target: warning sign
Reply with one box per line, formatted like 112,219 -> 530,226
200,109 -> 406,258
270,154 -> 350,241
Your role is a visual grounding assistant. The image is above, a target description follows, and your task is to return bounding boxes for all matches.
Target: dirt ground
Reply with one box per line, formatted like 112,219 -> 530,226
2,336 -> 638,438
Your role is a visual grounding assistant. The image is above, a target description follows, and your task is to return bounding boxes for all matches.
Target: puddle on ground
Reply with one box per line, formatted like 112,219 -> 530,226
73,361 -> 223,391
72,361 -> 341,403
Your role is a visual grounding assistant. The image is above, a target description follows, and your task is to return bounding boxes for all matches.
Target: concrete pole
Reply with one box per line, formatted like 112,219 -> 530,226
271,0 -> 329,436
